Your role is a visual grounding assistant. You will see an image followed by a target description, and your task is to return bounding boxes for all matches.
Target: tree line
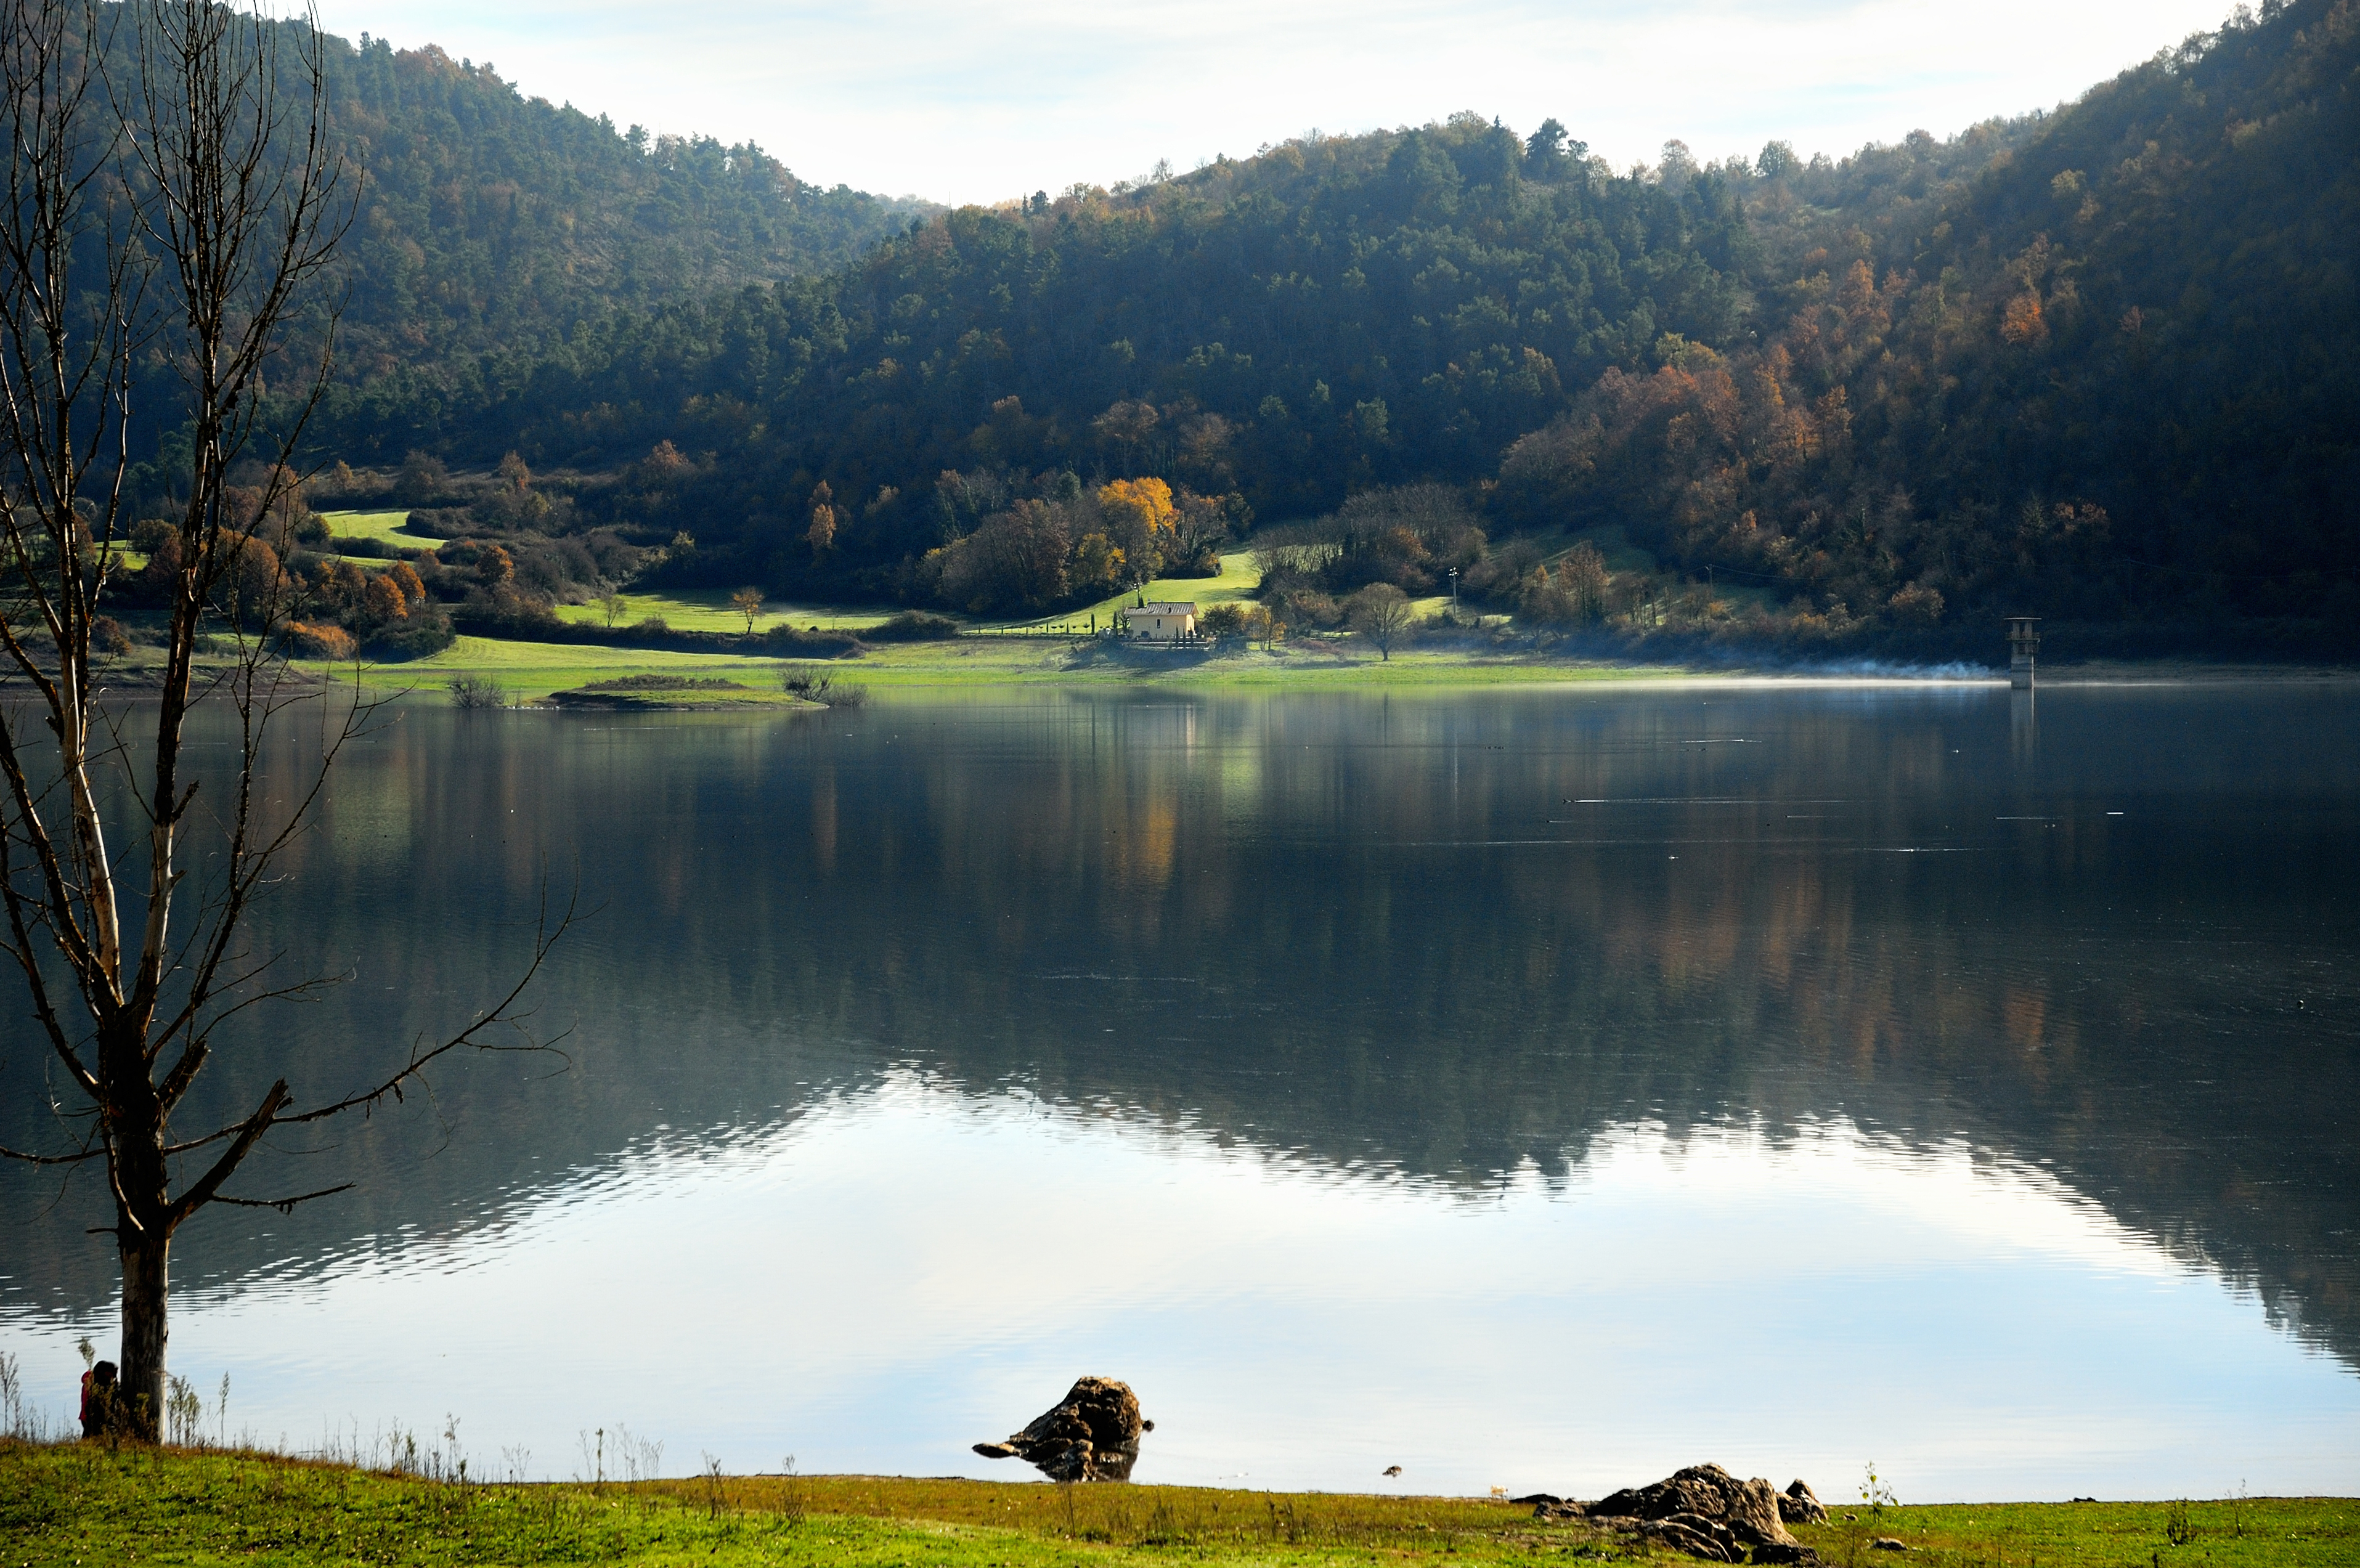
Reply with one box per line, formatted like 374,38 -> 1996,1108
116,0 -> 2360,646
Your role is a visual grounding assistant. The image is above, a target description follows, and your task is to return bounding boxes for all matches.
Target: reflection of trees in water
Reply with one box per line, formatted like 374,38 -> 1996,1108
6,691 -> 2356,1368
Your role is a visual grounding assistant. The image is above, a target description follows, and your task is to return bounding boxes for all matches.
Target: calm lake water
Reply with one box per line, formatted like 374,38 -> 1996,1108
4,681 -> 2359,1500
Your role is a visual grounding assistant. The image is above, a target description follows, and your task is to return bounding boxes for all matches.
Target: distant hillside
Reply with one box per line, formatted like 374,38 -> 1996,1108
274,2 -> 2354,650
1499,0 -> 2360,647
317,113 -> 1769,498
100,15 -> 932,468
318,35 -> 930,370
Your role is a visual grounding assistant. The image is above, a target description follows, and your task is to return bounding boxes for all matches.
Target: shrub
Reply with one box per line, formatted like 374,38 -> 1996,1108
446,674 -> 505,709
363,617 -> 457,661
1267,585 -> 1341,630
281,620 -> 357,660
781,671 -> 869,707
454,580 -> 557,632
863,610 -> 961,641
759,624 -> 861,656
91,616 -> 132,657
1198,602 -> 1249,638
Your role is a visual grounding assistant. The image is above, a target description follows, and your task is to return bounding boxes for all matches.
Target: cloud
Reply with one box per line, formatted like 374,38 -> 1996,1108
312,0 -> 2236,203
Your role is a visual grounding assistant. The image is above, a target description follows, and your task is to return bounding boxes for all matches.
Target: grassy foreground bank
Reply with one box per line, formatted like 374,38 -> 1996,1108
4,1445 -> 2354,1568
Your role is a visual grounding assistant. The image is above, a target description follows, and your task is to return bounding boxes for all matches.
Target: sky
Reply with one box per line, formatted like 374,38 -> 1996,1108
307,0 -> 2239,206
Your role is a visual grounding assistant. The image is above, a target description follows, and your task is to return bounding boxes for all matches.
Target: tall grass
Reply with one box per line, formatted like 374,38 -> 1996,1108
0,1351 -> 60,1443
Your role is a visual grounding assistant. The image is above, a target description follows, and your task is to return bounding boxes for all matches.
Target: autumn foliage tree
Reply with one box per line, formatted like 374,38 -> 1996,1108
1096,477 -> 1176,583
806,480 -> 837,555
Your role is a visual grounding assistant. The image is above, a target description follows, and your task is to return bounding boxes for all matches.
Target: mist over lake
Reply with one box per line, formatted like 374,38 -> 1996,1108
4,682 -> 2358,1498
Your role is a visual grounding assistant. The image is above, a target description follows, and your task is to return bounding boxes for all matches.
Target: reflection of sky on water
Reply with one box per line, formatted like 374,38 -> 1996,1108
6,685 -> 2358,1497
10,1073 -> 2356,1498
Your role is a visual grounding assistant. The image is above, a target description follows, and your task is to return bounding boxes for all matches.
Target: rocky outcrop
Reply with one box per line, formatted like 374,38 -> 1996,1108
1780,1480 -> 1828,1524
970,1376 -> 1153,1482
1589,1464 -> 1796,1548
1643,1514 -> 1743,1560
1537,1464 -> 1820,1564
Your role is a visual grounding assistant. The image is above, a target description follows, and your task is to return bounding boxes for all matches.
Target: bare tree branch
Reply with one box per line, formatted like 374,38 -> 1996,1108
210,1181 -> 354,1214
275,891 -> 579,1127
0,1140 -> 105,1166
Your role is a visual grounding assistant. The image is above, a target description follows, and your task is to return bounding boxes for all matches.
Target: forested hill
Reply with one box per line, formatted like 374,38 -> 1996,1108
316,110 -> 1778,494
150,17 -> 932,452
292,0 -> 2355,650
1497,0 -> 2360,643
319,35 -> 930,369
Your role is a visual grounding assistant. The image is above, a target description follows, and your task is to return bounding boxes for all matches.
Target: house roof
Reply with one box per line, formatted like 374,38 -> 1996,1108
1125,602 -> 1197,615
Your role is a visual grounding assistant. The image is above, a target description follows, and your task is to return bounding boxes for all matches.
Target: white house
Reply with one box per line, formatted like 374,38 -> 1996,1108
1121,601 -> 1197,640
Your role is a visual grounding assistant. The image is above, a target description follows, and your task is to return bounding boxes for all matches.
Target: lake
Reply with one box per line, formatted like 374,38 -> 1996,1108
4,680 -> 2358,1501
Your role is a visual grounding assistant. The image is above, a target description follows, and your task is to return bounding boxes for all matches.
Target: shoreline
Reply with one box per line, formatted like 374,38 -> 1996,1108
313,633 -> 2360,705
39,637 -> 2360,707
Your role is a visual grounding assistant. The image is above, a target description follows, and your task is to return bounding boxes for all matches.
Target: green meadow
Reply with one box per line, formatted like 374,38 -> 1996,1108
315,508 -> 448,552
4,1444 -> 2354,1568
337,632 -> 1696,704
551,588 -> 897,635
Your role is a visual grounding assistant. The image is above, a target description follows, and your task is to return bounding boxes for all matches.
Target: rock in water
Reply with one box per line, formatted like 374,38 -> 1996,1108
1780,1479 -> 1829,1524
970,1376 -> 1154,1482
1585,1464 -> 1797,1555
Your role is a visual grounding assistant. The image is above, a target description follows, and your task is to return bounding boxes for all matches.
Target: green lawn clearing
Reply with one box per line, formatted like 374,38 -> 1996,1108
315,508 -> 447,552
551,588 -> 894,636
344,635 -> 800,703
1014,549 -> 1266,632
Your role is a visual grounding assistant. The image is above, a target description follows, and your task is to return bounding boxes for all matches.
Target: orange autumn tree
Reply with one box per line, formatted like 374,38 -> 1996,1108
1096,477 -> 1177,583
807,481 -> 838,555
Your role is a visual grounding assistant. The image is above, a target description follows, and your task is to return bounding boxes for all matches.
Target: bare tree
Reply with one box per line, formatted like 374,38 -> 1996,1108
1346,582 -> 1414,660
0,0 -> 565,1439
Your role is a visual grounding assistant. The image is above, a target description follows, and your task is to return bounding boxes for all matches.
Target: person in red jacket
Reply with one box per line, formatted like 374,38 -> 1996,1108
79,1360 -> 116,1439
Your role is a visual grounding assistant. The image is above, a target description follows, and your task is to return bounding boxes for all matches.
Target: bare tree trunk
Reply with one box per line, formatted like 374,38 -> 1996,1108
118,1230 -> 168,1439
0,1 -> 569,1444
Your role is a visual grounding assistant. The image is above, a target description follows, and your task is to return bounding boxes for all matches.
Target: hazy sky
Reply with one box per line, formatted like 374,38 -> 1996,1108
310,0 -> 2236,205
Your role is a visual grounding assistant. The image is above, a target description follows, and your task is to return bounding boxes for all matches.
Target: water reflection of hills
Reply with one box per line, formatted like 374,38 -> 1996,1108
5,688 -> 2356,1367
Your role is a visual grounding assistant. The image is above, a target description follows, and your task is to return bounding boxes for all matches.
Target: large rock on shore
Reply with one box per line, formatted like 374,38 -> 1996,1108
970,1376 -> 1154,1482
1780,1479 -> 1829,1524
1548,1464 -> 1811,1563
